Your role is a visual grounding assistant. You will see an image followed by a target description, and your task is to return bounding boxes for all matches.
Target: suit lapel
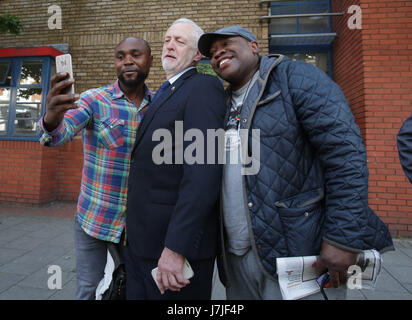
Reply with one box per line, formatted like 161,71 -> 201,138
132,68 -> 197,153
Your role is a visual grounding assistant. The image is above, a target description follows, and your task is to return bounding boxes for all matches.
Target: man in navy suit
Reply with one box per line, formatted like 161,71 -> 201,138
125,18 -> 227,299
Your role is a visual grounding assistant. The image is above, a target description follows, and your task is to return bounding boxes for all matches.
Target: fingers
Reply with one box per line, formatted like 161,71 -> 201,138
156,248 -> 191,294
157,270 -> 190,294
49,73 -> 75,99
50,72 -> 69,88
328,270 -> 340,288
175,272 -> 191,287
314,258 -> 327,277
160,271 -> 169,295
48,93 -> 79,108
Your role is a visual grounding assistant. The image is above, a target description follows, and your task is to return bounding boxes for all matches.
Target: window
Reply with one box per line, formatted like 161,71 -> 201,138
0,56 -> 52,140
266,0 -> 338,76
285,52 -> 331,76
269,0 -> 331,35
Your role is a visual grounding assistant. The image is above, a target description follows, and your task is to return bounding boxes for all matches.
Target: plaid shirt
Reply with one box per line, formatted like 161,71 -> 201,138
38,80 -> 152,243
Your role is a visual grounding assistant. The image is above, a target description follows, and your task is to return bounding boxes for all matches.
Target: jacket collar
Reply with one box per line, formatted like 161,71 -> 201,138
131,68 -> 198,153
224,54 -> 284,126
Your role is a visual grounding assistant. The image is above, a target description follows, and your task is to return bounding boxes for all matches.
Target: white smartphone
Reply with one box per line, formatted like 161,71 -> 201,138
55,53 -> 75,95
151,258 -> 194,290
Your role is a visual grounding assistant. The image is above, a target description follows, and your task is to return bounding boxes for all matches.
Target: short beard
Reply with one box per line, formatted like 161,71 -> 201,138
118,70 -> 148,88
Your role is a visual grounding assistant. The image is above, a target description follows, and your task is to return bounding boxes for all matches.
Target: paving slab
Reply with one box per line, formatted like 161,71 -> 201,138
0,285 -> 55,300
0,203 -> 411,300
0,272 -> 26,293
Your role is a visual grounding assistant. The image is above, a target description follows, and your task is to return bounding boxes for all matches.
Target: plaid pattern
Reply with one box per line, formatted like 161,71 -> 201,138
38,80 -> 152,243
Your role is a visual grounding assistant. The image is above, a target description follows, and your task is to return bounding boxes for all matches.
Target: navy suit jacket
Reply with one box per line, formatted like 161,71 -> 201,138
126,68 -> 226,260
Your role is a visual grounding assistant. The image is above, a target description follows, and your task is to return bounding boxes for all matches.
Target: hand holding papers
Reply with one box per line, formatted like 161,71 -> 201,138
276,249 -> 382,300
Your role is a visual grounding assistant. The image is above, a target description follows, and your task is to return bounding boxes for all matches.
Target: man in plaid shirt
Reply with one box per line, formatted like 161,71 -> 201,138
38,37 -> 153,299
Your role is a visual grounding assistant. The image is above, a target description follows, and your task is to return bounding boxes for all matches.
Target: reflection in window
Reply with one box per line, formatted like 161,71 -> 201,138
0,104 -> 8,132
268,1 -> 334,78
299,17 -> 329,33
20,60 -> 42,85
14,118 -> 38,133
16,104 -> 41,119
286,53 -> 329,75
17,88 -> 42,103
0,88 -> 11,102
269,0 -> 331,34
0,56 -> 51,138
0,61 -> 12,86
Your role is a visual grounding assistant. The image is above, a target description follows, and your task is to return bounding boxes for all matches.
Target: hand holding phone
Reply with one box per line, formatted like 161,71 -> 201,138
55,54 -> 75,95
151,258 -> 194,292
44,54 -> 78,132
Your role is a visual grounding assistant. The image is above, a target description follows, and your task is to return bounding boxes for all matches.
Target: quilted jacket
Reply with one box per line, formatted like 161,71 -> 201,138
219,54 -> 394,283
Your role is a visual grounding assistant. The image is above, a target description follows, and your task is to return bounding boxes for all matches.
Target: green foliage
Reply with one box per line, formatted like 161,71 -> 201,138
0,13 -> 23,35
18,63 -> 42,100
196,62 -> 218,77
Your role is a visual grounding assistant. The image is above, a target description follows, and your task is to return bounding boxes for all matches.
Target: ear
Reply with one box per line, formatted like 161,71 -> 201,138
150,55 -> 154,67
193,50 -> 203,64
250,41 -> 259,55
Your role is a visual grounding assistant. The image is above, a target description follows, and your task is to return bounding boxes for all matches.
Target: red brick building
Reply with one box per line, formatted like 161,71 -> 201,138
0,0 -> 411,237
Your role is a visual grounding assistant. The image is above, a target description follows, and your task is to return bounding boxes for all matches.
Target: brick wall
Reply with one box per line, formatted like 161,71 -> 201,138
361,0 -> 412,238
332,0 -> 412,237
0,0 -> 268,205
0,139 -> 82,205
331,0 -> 365,133
0,0 -> 268,92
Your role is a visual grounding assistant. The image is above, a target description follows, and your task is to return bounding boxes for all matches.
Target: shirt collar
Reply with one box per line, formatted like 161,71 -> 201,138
167,67 -> 196,85
112,79 -> 153,103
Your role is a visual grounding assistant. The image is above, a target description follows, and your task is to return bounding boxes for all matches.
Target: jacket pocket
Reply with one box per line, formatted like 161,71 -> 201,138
98,117 -> 125,149
275,188 -> 325,256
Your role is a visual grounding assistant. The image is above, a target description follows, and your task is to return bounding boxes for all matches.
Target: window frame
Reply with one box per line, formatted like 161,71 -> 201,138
0,56 -> 52,141
275,46 -> 333,77
269,0 -> 332,35
268,0 -> 334,78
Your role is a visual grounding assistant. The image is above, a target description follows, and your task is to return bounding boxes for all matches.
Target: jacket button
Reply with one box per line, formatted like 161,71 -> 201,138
304,212 -> 309,217
248,202 -> 253,208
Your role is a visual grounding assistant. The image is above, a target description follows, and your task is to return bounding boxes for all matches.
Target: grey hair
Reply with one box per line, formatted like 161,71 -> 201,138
170,18 -> 204,48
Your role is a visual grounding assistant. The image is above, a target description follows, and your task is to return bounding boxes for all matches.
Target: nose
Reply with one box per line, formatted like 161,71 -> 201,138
212,45 -> 225,61
123,54 -> 134,64
165,39 -> 176,51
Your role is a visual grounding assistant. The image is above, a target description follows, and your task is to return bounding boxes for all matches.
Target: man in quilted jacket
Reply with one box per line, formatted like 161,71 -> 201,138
198,26 -> 394,300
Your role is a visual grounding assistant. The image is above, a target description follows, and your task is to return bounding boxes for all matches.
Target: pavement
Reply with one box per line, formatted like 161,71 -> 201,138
0,201 -> 411,300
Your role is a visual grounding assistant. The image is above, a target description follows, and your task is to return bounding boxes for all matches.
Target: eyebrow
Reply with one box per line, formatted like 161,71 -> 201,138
165,35 -> 187,42
115,49 -> 142,55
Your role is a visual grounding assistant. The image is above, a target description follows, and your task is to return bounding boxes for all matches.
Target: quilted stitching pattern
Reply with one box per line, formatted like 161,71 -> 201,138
240,56 -> 393,277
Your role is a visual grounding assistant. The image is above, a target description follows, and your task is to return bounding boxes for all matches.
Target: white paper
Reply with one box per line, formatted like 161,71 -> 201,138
276,249 -> 382,300
276,255 -> 320,300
